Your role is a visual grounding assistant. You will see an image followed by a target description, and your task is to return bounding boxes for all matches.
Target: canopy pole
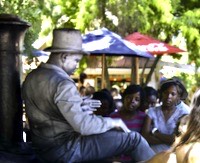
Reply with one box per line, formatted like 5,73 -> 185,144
131,57 -> 139,84
104,57 -> 111,89
145,55 -> 162,86
141,58 -> 150,87
101,54 -> 106,89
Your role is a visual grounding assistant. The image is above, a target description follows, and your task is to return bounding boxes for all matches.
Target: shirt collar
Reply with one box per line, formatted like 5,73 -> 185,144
39,62 -> 73,81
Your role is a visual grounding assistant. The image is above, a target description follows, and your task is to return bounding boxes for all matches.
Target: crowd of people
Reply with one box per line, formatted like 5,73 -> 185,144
22,28 -> 200,163
79,76 -> 200,163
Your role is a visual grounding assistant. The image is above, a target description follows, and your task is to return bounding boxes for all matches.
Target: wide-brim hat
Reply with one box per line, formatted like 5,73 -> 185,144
44,28 -> 89,55
160,77 -> 188,100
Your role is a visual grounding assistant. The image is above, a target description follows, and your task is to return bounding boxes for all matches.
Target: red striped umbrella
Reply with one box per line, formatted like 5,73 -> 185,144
125,32 -> 186,85
125,32 -> 185,54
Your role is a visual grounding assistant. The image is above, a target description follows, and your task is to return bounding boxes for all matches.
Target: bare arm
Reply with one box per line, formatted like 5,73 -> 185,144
145,151 -> 176,163
154,131 -> 175,144
141,115 -> 162,145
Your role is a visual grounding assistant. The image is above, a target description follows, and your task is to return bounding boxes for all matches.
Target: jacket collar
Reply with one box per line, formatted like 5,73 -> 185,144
39,62 -> 74,83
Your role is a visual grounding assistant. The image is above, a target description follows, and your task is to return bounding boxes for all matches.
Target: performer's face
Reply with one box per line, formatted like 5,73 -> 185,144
62,53 -> 83,75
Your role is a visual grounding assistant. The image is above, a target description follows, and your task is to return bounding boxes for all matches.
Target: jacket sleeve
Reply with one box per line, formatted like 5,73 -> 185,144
54,80 -> 115,135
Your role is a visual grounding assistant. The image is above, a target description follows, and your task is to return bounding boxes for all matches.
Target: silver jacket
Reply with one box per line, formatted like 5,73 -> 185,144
22,63 -> 115,161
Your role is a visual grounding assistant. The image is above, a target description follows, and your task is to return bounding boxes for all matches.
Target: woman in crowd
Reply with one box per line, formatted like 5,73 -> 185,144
110,84 -> 146,133
145,88 -> 200,163
141,78 -> 189,153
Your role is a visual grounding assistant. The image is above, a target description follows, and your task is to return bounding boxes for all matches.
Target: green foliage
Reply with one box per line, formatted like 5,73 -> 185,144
38,0 -> 83,35
74,56 -> 89,76
1,0 -> 199,85
0,0 -> 42,54
180,0 -> 200,10
76,0 -> 99,32
178,73 -> 196,91
175,8 -> 200,71
177,72 -> 200,103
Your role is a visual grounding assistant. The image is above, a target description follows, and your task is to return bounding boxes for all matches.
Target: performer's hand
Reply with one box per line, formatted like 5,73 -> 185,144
82,99 -> 102,108
112,118 -> 131,133
81,105 -> 97,114
81,99 -> 101,114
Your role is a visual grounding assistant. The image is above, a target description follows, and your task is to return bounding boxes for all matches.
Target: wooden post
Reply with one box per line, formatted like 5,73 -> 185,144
131,57 -> 139,84
101,54 -> 106,89
140,58 -> 149,86
145,55 -> 162,86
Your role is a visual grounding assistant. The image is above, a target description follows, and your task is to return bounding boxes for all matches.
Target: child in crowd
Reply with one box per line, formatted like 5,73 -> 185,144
110,84 -> 146,133
140,86 -> 158,112
145,88 -> 200,163
92,89 -> 115,117
141,78 -> 189,153
109,84 -> 146,162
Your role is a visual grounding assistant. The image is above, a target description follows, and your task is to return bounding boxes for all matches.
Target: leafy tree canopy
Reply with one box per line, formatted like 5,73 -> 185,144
0,0 -> 42,53
0,0 -> 199,87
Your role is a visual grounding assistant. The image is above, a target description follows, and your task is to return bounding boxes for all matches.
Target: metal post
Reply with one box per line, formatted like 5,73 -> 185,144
0,14 -> 30,150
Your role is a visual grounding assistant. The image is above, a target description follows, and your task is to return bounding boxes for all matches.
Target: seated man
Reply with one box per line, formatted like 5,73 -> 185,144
22,28 -> 155,162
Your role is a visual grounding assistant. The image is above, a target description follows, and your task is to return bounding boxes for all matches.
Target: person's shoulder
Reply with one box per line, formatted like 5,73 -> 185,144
176,101 -> 190,114
190,142 -> 200,156
176,142 -> 200,162
177,101 -> 190,109
147,106 -> 160,113
189,143 -> 200,163
138,110 -> 146,117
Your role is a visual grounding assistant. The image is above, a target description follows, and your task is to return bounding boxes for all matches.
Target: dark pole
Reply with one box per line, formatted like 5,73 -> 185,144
131,57 -> 139,84
145,55 -> 162,86
0,14 -> 30,150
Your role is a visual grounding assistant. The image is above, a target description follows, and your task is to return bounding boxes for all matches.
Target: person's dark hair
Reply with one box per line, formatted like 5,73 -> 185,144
174,89 -> 200,149
92,90 -> 114,113
144,86 -> 158,98
122,84 -> 145,104
79,73 -> 87,84
101,88 -> 111,94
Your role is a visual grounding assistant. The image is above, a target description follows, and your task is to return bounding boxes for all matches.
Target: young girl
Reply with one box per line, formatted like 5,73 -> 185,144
92,89 -> 115,117
110,84 -> 146,133
145,88 -> 200,163
141,78 -> 189,153
140,86 -> 158,112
